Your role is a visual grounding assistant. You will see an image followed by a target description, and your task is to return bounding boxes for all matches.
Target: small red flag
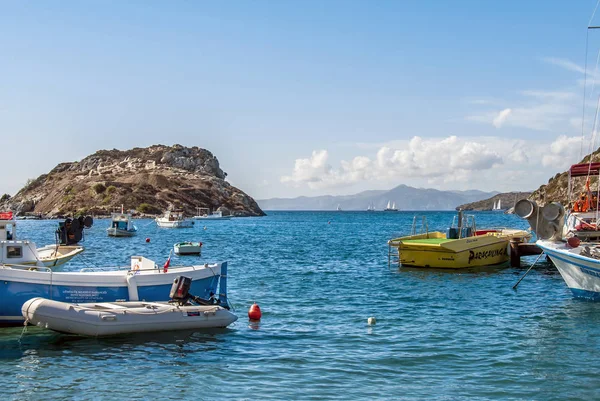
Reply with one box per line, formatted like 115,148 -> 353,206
163,256 -> 171,273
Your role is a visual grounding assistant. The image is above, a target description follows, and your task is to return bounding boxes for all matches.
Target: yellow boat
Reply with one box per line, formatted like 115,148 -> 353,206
388,212 -> 531,269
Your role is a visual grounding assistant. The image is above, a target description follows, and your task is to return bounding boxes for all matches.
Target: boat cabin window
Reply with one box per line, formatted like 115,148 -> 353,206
113,221 -> 128,230
6,246 -> 22,258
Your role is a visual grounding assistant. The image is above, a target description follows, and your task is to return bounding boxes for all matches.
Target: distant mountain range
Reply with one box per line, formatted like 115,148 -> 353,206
258,185 -> 499,211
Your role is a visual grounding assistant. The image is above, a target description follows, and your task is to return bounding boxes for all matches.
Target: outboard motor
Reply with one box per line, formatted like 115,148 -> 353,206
514,199 -> 564,241
57,215 -> 94,245
169,276 -> 226,309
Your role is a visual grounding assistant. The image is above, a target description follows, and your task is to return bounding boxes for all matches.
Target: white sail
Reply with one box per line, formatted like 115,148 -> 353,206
392,202 -> 396,209
386,201 -> 391,209
498,199 -> 501,209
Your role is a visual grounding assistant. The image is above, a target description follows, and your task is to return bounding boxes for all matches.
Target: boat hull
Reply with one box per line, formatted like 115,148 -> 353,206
390,230 -> 534,269
174,242 -> 202,255
156,219 -> 194,228
0,262 -> 224,326
22,298 -> 237,336
537,240 -> 600,300
107,228 -> 137,237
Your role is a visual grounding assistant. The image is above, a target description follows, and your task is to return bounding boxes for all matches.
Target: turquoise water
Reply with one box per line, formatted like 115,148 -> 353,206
1,211 -> 599,400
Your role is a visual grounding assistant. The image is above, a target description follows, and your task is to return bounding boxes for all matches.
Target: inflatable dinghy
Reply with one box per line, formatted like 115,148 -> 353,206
22,276 -> 237,336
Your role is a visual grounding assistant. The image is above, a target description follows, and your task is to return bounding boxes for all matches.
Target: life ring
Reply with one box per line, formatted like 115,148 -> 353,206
133,261 -> 141,273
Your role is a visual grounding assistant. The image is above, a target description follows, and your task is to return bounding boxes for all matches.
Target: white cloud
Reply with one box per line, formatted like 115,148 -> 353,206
281,136 -> 504,189
542,57 -> 586,74
541,135 -> 583,167
466,89 -> 579,131
493,108 -> 512,128
281,150 -> 332,187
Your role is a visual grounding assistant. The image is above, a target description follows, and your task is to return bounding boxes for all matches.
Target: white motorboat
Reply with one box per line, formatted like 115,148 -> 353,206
107,209 -> 137,237
0,256 -> 228,326
193,208 -> 232,221
174,241 -> 203,255
0,212 -> 84,268
22,275 -> 237,336
156,210 -> 195,228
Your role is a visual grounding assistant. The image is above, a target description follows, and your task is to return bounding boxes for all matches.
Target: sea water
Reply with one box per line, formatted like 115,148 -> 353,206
1,211 -> 599,400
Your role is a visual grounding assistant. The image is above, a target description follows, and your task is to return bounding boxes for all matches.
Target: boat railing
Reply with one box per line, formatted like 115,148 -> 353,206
411,215 -> 429,236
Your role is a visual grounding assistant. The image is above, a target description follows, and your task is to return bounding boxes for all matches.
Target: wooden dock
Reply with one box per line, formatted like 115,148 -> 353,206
509,239 -> 543,267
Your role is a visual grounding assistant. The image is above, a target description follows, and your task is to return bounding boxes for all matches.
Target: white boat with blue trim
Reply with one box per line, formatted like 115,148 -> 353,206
0,256 -> 227,326
107,209 -> 137,237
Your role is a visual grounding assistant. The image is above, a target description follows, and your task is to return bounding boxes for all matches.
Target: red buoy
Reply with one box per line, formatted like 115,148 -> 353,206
567,236 -> 581,248
248,303 -> 262,321
145,238 -> 151,243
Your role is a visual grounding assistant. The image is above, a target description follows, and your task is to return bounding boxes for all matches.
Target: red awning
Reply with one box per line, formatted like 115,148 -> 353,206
0,211 -> 13,220
570,163 -> 600,177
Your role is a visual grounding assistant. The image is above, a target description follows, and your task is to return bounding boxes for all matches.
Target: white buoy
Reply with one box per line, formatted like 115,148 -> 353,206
367,317 -> 376,325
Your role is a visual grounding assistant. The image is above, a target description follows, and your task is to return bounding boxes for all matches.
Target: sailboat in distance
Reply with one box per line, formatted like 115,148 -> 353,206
367,202 -> 375,212
492,199 -> 503,211
384,200 -> 398,212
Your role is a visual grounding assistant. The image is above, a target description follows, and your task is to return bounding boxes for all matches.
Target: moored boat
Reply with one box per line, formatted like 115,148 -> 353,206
0,256 -> 227,326
515,163 -> 600,299
23,299 -> 237,336
107,209 -> 137,237
388,211 -> 531,269
156,210 -> 195,228
22,275 -> 236,336
193,208 -> 232,220
174,241 -> 203,255
0,212 -> 84,267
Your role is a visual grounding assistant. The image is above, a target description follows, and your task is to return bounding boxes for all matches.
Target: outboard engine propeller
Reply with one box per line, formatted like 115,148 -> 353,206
514,199 -> 564,241
169,276 -> 227,309
57,215 -> 94,245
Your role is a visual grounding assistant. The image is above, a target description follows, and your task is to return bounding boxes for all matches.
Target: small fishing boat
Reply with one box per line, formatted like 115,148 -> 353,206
174,241 -> 203,255
0,256 -> 228,326
0,212 -> 84,267
388,210 -> 531,269
107,208 -> 137,237
22,276 -> 236,336
156,210 -> 195,228
193,207 -> 232,220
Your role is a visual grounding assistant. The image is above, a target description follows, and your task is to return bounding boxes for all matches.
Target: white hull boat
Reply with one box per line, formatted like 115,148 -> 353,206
22,298 -> 237,336
536,239 -> 600,300
0,214 -> 84,267
174,241 -> 202,255
156,210 -> 194,228
0,257 -> 227,326
107,211 -> 137,237
193,209 -> 232,220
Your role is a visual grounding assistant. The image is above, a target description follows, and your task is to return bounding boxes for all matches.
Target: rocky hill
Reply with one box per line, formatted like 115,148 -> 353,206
455,192 -> 532,212
527,149 -> 600,208
0,144 -> 265,217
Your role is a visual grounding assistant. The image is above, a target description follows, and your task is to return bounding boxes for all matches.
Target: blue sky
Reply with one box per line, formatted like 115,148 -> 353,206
1,1 -> 600,199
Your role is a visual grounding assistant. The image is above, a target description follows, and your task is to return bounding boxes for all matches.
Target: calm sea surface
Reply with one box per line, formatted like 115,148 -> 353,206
1,211 -> 599,400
